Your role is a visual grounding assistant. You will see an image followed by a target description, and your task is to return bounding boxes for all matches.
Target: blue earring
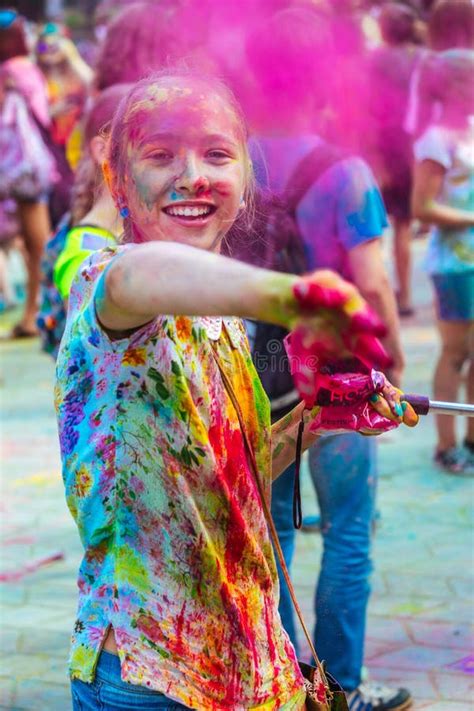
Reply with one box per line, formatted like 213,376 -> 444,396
119,206 -> 130,218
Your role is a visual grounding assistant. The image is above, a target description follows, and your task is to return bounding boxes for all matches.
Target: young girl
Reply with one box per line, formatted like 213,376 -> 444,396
412,50 -> 474,475
55,72 -> 414,711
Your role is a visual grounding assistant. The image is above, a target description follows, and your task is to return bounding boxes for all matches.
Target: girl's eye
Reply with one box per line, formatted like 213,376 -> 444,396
146,150 -> 173,162
207,150 -> 232,162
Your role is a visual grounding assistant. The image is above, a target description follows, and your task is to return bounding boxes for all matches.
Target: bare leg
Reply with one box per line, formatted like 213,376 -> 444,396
393,217 -> 413,313
15,200 -> 50,334
433,319 -> 469,452
0,247 -> 16,306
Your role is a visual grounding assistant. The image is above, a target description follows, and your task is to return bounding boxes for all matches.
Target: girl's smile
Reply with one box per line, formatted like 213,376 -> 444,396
161,199 -> 217,226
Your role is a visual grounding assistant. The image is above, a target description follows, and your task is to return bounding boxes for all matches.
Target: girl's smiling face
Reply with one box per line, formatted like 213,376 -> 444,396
117,82 -> 248,251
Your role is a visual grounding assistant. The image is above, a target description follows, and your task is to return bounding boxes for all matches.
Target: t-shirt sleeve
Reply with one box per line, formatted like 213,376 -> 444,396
336,157 -> 388,251
414,126 -> 452,170
67,245 -> 163,349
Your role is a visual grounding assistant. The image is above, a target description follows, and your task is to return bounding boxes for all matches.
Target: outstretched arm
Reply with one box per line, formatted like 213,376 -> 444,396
97,241 -> 298,329
97,241 -> 357,332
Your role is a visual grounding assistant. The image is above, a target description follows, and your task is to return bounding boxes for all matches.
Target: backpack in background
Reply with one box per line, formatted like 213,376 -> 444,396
233,143 -> 343,422
0,91 -> 57,202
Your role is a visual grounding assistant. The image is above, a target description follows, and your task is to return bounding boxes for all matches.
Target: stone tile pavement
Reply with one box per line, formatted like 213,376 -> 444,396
0,239 -> 473,710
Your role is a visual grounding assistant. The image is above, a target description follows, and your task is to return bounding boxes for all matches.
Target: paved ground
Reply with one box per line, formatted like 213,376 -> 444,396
0,239 -> 473,710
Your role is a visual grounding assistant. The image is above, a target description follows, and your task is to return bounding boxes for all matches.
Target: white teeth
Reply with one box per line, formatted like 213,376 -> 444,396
165,205 -> 212,217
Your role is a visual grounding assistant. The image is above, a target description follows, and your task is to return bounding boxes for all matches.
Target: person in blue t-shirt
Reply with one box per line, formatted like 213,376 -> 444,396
243,7 -> 409,711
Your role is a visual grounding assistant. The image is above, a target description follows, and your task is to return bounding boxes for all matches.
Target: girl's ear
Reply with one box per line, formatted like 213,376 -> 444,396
102,160 -> 128,215
101,159 -> 116,200
89,135 -> 107,166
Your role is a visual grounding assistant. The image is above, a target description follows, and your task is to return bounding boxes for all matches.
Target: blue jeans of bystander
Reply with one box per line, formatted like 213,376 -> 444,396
272,433 -> 377,692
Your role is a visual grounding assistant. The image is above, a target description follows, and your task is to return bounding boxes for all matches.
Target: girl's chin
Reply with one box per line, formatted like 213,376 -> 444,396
173,232 -> 223,252
132,217 -> 226,251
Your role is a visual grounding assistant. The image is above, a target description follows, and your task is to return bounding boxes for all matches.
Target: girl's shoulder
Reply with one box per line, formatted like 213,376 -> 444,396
68,244 -> 130,311
80,242 -> 130,267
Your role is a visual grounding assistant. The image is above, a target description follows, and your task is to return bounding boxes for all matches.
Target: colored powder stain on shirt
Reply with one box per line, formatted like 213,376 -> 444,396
55,245 -> 304,710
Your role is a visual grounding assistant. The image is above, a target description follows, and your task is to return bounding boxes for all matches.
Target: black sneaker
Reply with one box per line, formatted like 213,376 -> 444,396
346,681 -> 412,710
463,439 -> 474,455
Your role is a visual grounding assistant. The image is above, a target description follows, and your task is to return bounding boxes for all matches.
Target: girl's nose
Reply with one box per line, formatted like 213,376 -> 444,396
174,156 -> 210,196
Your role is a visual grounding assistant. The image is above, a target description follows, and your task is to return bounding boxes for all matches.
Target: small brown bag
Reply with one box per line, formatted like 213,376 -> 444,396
211,346 -> 349,711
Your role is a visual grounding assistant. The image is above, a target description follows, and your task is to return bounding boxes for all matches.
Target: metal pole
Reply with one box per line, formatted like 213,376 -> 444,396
428,400 -> 474,417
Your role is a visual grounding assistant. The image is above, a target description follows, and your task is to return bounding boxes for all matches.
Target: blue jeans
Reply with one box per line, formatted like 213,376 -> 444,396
270,461 -> 300,656
71,650 -> 190,710
272,433 -> 376,692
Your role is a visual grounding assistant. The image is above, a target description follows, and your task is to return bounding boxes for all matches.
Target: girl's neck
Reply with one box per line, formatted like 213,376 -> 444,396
79,190 -> 122,237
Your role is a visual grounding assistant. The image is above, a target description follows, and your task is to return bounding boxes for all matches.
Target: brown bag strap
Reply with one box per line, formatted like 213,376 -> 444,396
210,343 -> 330,691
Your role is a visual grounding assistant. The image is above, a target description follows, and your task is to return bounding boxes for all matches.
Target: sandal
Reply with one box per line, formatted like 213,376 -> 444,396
395,292 -> 415,318
397,305 -> 415,318
10,323 -> 39,339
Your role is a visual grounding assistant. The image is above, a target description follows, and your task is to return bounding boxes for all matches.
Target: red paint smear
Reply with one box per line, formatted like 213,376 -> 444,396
2,536 -> 36,546
219,581 -> 258,704
136,613 -> 164,645
0,551 -> 64,583
263,597 -> 277,667
263,597 -> 280,698
173,600 -> 187,658
212,180 -> 233,197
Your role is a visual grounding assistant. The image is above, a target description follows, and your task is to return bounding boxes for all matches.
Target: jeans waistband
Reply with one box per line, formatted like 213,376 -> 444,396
95,650 -> 166,697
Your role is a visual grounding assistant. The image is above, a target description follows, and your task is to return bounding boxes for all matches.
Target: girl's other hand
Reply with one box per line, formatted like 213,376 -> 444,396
369,380 -> 419,428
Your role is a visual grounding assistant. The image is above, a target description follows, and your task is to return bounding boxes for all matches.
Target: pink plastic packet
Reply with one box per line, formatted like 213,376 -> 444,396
285,332 -> 398,434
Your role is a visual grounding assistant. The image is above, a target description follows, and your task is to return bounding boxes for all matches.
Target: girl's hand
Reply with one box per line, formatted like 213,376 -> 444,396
369,380 -> 419,429
307,385 -> 419,436
291,270 -> 386,334
282,270 -> 392,371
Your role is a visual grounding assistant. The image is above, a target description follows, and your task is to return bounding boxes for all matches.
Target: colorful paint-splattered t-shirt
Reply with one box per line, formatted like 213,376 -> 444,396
54,245 -> 305,710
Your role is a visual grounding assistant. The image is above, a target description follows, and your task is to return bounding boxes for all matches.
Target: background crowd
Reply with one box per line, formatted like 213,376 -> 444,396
0,1 -> 472,710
